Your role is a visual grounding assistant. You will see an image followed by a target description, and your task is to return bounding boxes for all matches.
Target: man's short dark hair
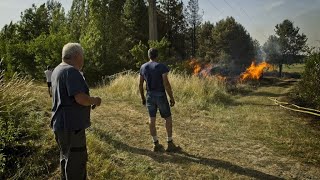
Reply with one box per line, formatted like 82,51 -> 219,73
47,65 -> 51,70
148,48 -> 158,60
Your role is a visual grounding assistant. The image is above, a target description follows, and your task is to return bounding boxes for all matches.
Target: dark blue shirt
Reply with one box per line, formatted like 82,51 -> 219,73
140,61 -> 169,93
51,63 -> 91,131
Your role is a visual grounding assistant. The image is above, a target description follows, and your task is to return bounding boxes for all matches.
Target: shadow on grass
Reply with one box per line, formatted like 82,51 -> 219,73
90,127 -> 284,180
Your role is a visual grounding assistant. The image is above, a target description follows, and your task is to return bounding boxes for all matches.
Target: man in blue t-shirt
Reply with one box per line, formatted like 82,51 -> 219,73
51,43 -> 102,179
139,48 -> 181,152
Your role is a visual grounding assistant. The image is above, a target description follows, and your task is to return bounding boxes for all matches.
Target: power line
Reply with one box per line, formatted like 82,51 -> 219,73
222,0 -> 269,41
206,0 -> 224,19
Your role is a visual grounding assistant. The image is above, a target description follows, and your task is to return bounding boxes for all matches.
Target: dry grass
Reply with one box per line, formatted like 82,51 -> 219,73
9,71 -> 319,179
0,72 -> 56,179
79,73 -> 320,179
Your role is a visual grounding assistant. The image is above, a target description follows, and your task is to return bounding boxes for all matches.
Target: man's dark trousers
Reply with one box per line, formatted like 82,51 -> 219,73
54,129 -> 87,180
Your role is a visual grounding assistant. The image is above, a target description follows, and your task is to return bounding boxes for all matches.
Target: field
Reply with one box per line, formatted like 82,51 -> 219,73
2,64 -> 320,179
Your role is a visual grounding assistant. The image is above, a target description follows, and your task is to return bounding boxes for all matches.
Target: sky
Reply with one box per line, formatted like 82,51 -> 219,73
0,0 -> 319,47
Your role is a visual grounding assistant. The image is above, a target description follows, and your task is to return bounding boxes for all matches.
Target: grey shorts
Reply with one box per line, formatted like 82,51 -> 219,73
146,92 -> 171,118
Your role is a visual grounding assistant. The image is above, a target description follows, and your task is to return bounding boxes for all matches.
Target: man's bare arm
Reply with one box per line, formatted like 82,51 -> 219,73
139,75 -> 146,105
162,73 -> 175,106
74,93 -> 101,107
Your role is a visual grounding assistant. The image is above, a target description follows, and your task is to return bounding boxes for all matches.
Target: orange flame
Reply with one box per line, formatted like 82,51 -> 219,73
188,59 -> 202,75
240,61 -> 271,81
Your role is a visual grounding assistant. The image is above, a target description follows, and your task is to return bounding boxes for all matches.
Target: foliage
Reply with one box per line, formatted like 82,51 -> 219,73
68,0 -> 89,41
296,52 -> 320,108
130,37 -> 170,68
0,0 -> 266,83
0,72 -> 52,178
148,37 -> 171,62
129,41 -> 148,68
196,21 -> 214,61
0,1 -> 67,79
211,17 -> 255,66
185,0 -> 202,56
264,19 -> 308,76
263,35 -> 281,64
159,0 -> 186,58
253,39 -> 263,62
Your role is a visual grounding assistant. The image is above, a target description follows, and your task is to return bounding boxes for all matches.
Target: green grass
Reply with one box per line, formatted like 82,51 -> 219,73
282,63 -> 305,73
4,70 -> 320,179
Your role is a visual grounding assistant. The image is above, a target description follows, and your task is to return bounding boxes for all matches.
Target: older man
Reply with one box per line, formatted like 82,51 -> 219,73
51,43 -> 101,180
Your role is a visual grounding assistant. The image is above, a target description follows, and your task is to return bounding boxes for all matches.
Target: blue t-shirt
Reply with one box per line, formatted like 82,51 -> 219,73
51,63 -> 91,131
140,61 -> 169,93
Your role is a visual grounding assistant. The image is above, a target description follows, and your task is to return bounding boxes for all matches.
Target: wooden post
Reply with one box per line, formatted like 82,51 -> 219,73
148,0 -> 158,41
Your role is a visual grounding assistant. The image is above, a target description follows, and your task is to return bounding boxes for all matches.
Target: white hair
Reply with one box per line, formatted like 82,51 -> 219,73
62,43 -> 84,61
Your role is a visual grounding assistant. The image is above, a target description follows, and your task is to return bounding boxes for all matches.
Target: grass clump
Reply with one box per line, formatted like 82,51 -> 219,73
97,71 -> 231,109
0,72 -> 55,179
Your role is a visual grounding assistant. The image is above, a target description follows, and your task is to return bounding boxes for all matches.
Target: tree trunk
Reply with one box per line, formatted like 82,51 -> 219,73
278,63 -> 283,77
148,0 -> 158,41
192,23 -> 196,57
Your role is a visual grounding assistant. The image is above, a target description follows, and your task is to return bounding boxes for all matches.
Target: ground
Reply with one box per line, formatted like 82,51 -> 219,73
47,66 -> 320,179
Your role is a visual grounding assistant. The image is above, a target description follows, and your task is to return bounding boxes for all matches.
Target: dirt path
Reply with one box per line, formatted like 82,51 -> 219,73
66,78 -> 320,179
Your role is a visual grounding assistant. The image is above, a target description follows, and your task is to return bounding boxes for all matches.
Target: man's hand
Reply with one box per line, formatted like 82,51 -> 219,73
142,97 -> 146,106
170,98 -> 175,107
93,97 -> 102,106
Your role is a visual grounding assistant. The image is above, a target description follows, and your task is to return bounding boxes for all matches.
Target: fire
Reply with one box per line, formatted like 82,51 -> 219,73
188,59 -> 212,77
240,61 -> 271,81
188,59 -> 225,81
188,59 -> 201,75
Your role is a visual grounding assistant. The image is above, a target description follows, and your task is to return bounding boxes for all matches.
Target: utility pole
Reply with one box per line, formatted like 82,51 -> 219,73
148,0 -> 158,41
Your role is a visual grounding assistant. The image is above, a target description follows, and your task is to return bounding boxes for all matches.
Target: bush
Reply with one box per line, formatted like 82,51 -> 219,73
130,37 -> 171,68
296,52 -> 320,108
0,72 -> 51,178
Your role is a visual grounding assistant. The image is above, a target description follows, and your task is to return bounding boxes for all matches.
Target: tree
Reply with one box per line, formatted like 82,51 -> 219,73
253,39 -> 263,62
273,19 -> 308,76
196,21 -> 214,61
68,0 -> 89,41
122,0 -> 148,46
159,0 -> 186,58
148,0 -> 158,41
263,35 -> 281,66
185,0 -> 202,57
47,0 -> 67,34
122,0 -> 149,68
17,4 -> 50,41
212,17 -> 255,66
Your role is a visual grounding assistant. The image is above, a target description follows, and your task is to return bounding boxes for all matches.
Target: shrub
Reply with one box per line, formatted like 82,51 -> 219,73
296,52 -> 320,108
0,72 -> 50,178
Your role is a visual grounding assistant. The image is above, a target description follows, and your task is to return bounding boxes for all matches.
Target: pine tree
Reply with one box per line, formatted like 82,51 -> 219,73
185,0 -> 202,57
274,19 -> 308,77
159,0 -> 186,58
122,0 -> 148,67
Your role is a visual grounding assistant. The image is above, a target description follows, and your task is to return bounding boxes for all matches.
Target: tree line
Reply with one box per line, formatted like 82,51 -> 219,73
0,0 -> 310,84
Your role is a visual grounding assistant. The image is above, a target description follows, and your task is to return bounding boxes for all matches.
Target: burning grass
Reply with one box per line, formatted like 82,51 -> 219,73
240,61 -> 272,81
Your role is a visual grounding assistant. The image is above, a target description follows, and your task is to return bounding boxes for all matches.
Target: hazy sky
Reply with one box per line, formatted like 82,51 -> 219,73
0,0 -> 319,47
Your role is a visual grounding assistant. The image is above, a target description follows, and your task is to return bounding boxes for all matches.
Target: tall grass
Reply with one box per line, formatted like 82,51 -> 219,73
0,72 -> 54,179
96,71 -> 231,109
